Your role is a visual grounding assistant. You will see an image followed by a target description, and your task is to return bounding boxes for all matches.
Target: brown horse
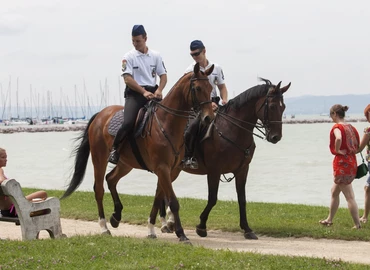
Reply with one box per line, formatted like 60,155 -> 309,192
156,78 -> 291,240
61,63 -> 215,242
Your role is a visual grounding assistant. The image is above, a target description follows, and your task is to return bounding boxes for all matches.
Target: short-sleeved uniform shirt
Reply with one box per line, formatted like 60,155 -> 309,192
185,61 -> 225,98
122,48 -> 167,87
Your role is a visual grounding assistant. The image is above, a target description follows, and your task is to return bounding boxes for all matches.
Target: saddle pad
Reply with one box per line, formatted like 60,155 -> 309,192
108,110 -> 124,136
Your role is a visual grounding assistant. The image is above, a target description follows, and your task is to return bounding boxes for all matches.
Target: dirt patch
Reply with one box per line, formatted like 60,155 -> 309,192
1,218 -> 369,265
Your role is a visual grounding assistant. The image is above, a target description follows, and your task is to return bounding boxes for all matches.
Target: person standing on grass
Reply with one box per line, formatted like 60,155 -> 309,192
356,104 -> 370,223
319,104 -> 361,229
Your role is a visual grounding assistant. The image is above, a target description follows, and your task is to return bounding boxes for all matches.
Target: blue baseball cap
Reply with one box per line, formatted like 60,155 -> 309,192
190,40 -> 205,51
132,25 -> 146,36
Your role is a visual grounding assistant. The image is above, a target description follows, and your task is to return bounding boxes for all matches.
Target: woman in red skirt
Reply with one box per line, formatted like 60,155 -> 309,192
320,104 -> 361,229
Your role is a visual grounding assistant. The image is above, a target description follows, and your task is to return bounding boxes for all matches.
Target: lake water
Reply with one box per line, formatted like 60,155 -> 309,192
1,120 -> 369,208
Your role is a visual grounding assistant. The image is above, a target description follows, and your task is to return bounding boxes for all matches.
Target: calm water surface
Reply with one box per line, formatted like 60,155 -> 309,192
1,121 -> 369,208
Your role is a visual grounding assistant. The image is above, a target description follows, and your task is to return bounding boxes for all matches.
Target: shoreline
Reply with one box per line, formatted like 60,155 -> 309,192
0,124 -> 87,134
0,118 -> 367,134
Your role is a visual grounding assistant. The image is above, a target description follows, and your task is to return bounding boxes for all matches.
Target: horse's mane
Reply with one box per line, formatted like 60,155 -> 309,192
164,73 -> 190,98
221,79 -> 272,112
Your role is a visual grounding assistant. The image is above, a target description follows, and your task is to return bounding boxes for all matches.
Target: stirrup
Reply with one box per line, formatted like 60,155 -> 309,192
108,149 -> 119,165
182,157 -> 198,169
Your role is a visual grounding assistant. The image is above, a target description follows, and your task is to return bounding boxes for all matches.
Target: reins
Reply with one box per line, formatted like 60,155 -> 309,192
215,92 -> 284,183
149,76 -> 211,157
216,111 -> 266,140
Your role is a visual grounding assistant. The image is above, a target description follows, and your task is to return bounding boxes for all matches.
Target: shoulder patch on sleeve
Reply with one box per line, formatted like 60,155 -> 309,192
122,60 -> 127,72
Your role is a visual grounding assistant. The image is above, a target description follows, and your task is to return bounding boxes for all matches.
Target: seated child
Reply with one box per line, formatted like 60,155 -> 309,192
0,147 -> 47,217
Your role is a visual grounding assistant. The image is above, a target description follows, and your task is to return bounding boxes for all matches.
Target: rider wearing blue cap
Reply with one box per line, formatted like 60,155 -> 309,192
109,25 -> 167,164
182,40 -> 229,169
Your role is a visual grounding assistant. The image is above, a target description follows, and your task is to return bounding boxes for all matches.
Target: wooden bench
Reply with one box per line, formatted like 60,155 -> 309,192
0,179 -> 64,240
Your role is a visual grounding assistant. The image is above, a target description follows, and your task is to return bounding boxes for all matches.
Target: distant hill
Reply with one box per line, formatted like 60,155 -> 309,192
284,94 -> 370,115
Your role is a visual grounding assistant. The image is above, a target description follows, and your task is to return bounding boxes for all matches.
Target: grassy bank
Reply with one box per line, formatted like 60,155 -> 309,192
24,188 -> 369,241
1,188 -> 368,269
1,235 -> 367,269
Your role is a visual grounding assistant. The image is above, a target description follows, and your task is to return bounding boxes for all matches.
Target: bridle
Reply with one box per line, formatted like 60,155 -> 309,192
217,89 -> 285,182
149,74 -> 212,157
255,91 -> 284,137
189,76 -> 212,114
152,75 -> 211,118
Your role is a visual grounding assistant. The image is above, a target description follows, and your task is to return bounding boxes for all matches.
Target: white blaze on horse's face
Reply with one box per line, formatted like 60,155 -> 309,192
280,100 -> 283,107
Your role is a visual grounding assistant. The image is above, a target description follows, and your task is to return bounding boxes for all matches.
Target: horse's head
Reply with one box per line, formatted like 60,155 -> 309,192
189,63 -> 215,125
256,79 -> 291,144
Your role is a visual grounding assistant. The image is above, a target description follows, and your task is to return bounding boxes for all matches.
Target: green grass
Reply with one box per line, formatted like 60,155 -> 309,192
0,235 -> 367,269
1,188 -> 369,269
23,188 -> 370,241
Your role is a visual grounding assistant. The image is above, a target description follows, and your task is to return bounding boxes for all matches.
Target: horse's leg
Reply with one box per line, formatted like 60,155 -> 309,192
158,197 -> 172,233
235,167 -> 258,240
91,157 -> 111,235
158,167 -> 181,233
156,167 -> 190,243
196,171 -> 221,237
147,185 -> 165,238
106,163 -> 133,228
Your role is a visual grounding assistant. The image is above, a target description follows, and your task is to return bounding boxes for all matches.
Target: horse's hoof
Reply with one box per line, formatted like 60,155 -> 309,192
61,234 -> 68,238
196,226 -> 207,237
244,231 -> 258,240
161,225 -> 172,233
147,234 -> 157,239
179,236 -> 191,245
110,215 -> 120,228
167,221 -> 175,233
102,230 -> 112,236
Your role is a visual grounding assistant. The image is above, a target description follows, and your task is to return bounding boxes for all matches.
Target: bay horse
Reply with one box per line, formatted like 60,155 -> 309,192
61,63 -> 215,243
156,78 -> 291,240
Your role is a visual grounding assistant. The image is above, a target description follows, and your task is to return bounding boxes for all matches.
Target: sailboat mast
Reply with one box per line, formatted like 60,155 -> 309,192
16,77 -> 19,118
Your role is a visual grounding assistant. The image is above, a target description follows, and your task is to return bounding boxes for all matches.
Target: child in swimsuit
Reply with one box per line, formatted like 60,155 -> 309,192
0,147 -> 47,217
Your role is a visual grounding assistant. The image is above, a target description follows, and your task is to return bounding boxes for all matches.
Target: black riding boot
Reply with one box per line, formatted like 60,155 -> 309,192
182,133 -> 198,169
109,125 -> 128,164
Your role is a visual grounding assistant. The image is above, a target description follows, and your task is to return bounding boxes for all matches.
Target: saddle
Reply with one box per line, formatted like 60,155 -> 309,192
107,101 -> 154,137
108,101 -> 156,172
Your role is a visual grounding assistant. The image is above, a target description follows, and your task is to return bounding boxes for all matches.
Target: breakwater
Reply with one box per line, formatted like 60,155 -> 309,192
0,124 -> 87,134
283,118 -> 366,124
0,118 -> 367,134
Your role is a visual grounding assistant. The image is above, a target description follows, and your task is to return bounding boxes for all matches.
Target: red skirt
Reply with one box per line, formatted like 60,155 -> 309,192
333,154 -> 357,185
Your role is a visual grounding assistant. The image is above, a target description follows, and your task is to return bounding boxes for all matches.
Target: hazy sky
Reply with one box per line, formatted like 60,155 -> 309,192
1,0 -> 369,107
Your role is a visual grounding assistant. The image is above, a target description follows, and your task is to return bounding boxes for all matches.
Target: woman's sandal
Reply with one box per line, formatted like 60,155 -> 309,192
319,220 -> 333,226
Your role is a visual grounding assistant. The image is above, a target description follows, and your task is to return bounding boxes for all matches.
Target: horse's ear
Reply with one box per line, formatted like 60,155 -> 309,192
276,81 -> 282,90
193,62 -> 200,75
205,64 -> 214,76
280,82 -> 291,94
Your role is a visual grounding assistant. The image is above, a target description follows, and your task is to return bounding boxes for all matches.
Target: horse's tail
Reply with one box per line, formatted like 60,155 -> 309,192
61,112 -> 99,199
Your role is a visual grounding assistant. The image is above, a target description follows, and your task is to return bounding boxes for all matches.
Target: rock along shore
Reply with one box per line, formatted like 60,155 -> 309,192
0,118 -> 367,134
0,124 -> 87,134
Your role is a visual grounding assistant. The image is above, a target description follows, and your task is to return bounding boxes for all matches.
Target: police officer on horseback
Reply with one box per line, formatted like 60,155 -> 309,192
109,25 -> 167,164
182,40 -> 229,169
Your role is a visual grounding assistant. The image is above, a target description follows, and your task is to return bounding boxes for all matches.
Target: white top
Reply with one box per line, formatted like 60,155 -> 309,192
185,61 -> 225,98
122,48 -> 167,86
